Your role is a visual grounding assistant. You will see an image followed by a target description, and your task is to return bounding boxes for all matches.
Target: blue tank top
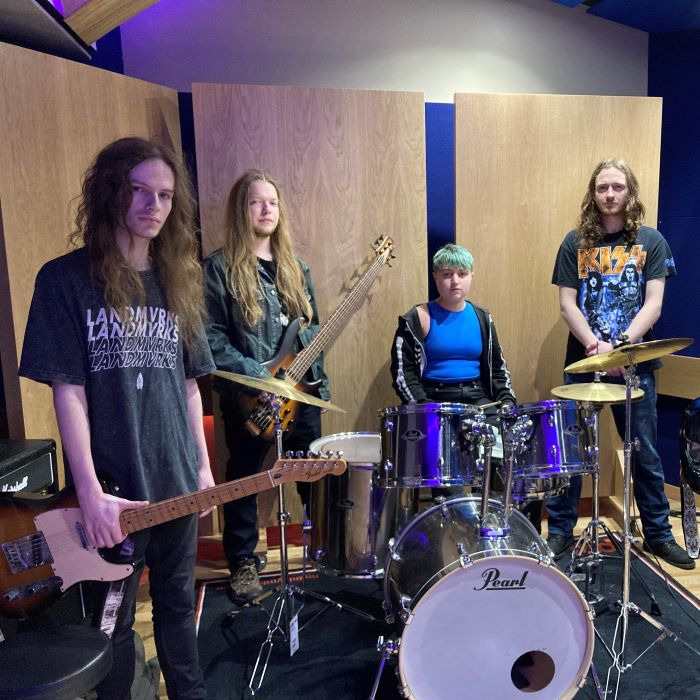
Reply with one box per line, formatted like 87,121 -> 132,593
423,300 -> 482,382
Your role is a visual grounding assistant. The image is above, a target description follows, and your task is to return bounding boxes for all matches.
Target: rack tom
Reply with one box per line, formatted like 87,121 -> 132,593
378,403 -> 487,488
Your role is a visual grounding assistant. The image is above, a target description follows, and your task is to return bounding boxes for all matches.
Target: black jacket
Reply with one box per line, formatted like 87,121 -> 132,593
390,301 -> 516,405
204,249 -> 330,400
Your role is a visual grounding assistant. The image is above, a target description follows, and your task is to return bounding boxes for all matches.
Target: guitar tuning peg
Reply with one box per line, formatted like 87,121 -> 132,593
295,451 -> 304,459
336,450 -> 344,459
285,450 -> 294,459
307,449 -> 317,459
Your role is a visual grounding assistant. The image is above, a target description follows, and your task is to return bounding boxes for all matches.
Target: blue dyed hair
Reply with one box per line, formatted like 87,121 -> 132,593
432,243 -> 474,272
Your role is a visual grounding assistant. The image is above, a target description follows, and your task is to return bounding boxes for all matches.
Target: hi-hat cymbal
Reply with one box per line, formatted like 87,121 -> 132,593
564,337 -> 693,374
551,383 -> 644,404
212,369 -> 346,413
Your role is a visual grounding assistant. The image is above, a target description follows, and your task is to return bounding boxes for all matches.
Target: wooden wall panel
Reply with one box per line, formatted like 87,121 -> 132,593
0,43 -> 181,477
657,355 -> 700,400
455,93 -> 662,498
192,84 -> 427,440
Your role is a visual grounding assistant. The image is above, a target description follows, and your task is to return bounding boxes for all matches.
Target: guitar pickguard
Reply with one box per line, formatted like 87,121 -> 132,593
34,507 -> 133,590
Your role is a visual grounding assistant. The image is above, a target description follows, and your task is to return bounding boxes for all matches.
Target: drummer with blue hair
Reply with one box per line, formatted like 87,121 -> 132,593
390,243 -> 515,415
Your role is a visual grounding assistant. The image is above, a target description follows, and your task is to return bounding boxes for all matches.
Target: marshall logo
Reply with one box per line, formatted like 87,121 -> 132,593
473,567 -> 528,591
403,429 -> 425,442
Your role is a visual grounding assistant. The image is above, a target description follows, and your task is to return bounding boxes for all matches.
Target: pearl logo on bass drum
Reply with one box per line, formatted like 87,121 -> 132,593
473,567 -> 529,591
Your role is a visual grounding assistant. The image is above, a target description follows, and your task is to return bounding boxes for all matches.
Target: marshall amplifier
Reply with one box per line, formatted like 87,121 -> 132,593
0,439 -> 57,495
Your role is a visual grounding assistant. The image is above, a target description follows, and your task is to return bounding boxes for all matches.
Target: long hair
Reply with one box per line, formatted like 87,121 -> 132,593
222,170 -> 312,327
69,137 -> 206,352
577,158 -> 646,247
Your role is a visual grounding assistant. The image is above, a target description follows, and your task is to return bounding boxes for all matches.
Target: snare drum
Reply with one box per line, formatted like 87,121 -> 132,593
384,497 -> 594,699
378,403 -> 487,487
499,400 -> 598,479
309,433 -> 416,578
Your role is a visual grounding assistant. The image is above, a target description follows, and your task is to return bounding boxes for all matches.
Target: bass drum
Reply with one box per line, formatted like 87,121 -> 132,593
384,497 -> 594,700
309,432 -> 416,578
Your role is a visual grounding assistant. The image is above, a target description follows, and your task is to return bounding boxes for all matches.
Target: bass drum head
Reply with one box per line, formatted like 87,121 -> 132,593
398,555 -> 594,700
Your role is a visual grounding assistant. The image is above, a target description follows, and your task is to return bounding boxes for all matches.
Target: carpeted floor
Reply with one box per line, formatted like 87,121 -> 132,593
196,541 -> 700,699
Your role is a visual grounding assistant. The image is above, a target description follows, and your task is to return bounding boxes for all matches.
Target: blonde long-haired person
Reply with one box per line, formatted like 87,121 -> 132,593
20,137 -> 214,698
204,170 -> 330,602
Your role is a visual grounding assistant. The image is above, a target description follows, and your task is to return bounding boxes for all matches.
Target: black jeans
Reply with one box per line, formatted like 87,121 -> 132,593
96,515 -> 206,700
220,397 -> 322,570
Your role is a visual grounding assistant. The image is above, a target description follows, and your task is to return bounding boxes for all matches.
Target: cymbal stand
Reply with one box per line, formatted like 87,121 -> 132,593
567,394 -> 610,606
599,360 -> 700,698
249,398 -> 378,696
248,399 -> 297,696
568,380 -> 659,614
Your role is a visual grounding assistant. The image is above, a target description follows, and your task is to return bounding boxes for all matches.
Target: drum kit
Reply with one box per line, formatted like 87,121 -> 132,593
216,337 -> 696,700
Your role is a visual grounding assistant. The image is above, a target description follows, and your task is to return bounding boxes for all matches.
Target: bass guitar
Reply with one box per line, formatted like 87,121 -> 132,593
241,236 -> 395,440
0,456 -> 346,619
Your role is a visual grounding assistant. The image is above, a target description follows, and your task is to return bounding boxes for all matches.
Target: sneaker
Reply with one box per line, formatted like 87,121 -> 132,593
546,534 -> 575,559
643,540 -> 696,570
255,552 -> 268,572
229,558 -> 263,603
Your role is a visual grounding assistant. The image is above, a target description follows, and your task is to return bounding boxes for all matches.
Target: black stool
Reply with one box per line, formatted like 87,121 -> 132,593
0,624 -> 112,700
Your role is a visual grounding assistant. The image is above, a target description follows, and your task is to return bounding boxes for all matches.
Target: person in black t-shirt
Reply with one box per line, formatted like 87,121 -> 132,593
204,170 -> 330,602
20,137 -> 214,697
545,157 -> 694,570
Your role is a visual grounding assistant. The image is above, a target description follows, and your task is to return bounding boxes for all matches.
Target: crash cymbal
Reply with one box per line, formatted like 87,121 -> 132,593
551,383 -> 644,404
564,338 -> 693,374
212,369 -> 346,413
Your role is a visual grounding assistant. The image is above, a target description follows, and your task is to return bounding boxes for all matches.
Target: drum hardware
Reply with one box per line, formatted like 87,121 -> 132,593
247,403 -> 360,696
565,339 -> 700,697
369,636 -> 400,700
500,413 -> 534,522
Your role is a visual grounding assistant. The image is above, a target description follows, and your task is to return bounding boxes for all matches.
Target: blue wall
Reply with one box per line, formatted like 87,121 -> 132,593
649,29 -> 700,484
425,103 -> 455,298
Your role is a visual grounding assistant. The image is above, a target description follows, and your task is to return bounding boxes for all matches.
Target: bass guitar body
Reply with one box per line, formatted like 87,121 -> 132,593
238,318 -> 321,441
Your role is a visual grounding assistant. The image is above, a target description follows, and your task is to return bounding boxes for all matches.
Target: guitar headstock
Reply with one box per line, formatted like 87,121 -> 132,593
372,236 -> 395,265
271,455 -> 347,483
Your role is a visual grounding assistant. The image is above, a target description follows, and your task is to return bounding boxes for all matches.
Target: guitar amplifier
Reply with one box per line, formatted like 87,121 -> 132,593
0,439 -> 57,495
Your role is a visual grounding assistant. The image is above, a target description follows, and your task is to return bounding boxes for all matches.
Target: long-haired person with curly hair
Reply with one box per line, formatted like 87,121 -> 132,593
204,170 -> 329,602
545,158 -> 694,570
20,137 -> 215,698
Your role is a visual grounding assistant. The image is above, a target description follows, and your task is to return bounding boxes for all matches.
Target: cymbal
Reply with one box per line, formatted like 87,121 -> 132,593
564,338 -> 693,374
212,369 -> 346,413
551,383 -> 644,404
